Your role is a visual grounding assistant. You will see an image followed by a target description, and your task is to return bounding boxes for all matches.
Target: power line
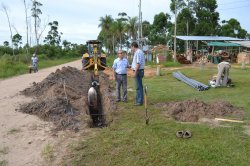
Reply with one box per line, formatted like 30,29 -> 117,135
218,0 -> 250,5
218,4 -> 250,11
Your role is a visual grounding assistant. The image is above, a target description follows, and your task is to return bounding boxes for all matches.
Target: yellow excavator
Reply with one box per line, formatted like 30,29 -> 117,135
82,40 -> 106,75
82,40 -> 106,127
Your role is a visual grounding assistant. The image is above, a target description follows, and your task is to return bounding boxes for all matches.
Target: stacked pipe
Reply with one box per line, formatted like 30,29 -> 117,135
173,71 -> 209,91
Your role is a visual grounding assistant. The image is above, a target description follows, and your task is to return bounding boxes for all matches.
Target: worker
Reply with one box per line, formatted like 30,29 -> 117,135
215,61 -> 231,87
112,50 -> 130,102
131,42 -> 145,106
31,54 -> 38,73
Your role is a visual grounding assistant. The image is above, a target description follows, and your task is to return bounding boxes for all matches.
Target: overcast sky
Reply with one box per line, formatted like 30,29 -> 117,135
1,0 -> 250,45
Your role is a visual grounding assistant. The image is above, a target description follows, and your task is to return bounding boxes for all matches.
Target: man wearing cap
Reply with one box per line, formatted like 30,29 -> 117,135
112,50 -> 130,102
131,42 -> 145,106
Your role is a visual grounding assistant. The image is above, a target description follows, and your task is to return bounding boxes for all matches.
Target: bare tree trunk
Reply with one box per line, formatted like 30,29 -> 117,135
112,35 -> 115,55
2,4 -> 15,56
37,19 -> 48,44
186,20 -> 189,52
23,0 -> 29,48
29,18 -> 32,46
120,36 -> 122,50
34,16 -> 38,53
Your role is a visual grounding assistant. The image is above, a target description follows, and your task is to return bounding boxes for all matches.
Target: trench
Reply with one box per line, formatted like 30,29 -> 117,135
19,67 -> 116,131
88,87 -> 105,127
87,72 -> 115,128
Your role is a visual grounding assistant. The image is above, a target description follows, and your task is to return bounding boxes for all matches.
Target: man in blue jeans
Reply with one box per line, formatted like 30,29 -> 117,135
131,42 -> 145,106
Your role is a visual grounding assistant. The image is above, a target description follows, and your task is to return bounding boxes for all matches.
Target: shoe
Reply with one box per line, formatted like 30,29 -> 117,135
176,131 -> 184,138
134,103 -> 143,106
182,130 -> 192,138
116,100 -> 121,102
122,100 -> 127,103
176,130 -> 192,138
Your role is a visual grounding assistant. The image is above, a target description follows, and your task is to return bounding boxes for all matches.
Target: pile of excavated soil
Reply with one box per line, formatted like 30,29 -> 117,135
20,66 -> 115,131
155,99 -> 245,122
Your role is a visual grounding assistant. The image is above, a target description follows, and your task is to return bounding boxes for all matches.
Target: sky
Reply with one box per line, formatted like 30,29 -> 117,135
0,0 -> 250,46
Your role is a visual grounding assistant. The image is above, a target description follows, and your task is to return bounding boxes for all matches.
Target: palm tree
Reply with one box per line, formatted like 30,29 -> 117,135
126,17 -> 138,41
98,15 -> 114,53
116,19 -> 126,49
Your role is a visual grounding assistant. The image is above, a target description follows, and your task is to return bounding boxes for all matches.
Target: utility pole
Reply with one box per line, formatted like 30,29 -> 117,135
138,0 -> 142,47
174,0 -> 177,62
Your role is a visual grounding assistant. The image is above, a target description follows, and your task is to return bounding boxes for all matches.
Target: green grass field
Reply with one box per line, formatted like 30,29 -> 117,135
0,56 -> 80,79
65,65 -> 250,166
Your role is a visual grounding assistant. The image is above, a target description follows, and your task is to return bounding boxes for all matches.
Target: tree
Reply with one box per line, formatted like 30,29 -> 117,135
3,41 -> 9,47
220,18 -> 248,39
44,21 -> 63,46
127,17 -> 138,41
23,0 -> 29,48
118,12 -> 128,22
176,8 -> 196,36
62,40 -> 71,50
194,0 -> 220,35
142,21 -> 151,39
149,12 -> 172,45
98,15 -> 114,54
115,19 -> 127,49
116,12 -> 128,49
31,0 -> 43,49
12,34 -> 22,49
1,3 -> 14,56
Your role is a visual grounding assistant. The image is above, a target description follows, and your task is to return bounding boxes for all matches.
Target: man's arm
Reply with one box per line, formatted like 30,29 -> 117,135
126,59 -> 131,68
112,60 -> 117,80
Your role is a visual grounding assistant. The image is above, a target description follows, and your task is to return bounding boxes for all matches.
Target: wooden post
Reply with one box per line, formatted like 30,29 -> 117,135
156,65 -> 161,76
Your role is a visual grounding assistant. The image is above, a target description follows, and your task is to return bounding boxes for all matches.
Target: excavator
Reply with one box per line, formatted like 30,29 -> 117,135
82,40 -> 106,74
82,40 -> 106,126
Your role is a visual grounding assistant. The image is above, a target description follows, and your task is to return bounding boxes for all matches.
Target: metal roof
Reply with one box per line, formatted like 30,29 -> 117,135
176,36 -> 245,41
207,42 -> 241,47
229,41 -> 250,48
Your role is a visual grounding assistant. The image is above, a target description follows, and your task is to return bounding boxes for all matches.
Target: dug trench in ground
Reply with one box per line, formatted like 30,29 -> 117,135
19,66 -> 116,131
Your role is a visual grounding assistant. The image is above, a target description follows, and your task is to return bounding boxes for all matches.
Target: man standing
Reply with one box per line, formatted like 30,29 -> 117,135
31,54 -> 38,73
131,42 -> 145,106
113,50 -> 130,102
215,61 -> 231,87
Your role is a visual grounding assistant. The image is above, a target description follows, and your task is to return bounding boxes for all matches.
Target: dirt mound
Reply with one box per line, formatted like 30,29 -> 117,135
155,99 -> 245,122
20,66 -> 115,131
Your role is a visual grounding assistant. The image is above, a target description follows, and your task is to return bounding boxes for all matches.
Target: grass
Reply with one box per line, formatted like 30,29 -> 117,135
7,128 -> 21,134
42,143 -> 54,162
0,160 -> 8,166
0,55 -> 80,79
0,147 -> 9,155
64,65 -> 250,166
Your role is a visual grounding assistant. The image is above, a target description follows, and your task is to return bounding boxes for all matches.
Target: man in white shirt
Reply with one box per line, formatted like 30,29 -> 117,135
112,50 -> 130,102
31,54 -> 38,73
215,61 -> 231,87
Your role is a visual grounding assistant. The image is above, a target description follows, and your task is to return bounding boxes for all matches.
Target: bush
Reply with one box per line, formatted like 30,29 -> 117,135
163,61 -> 181,67
0,60 -> 27,78
106,55 -> 116,67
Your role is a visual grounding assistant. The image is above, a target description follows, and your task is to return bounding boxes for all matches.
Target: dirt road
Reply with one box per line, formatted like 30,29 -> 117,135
0,60 -> 82,166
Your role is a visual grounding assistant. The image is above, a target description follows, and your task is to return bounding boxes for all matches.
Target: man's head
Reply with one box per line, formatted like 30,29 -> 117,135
117,50 -> 124,59
32,54 -> 36,57
131,42 -> 139,53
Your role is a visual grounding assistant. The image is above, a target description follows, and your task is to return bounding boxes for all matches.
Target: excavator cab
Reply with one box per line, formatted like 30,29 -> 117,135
82,40 -> 106,75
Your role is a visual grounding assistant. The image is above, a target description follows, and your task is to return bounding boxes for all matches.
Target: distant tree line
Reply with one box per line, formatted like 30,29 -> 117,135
98,0 -> 249,54
1,0 -> 87,58
1,0 -> 249,58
